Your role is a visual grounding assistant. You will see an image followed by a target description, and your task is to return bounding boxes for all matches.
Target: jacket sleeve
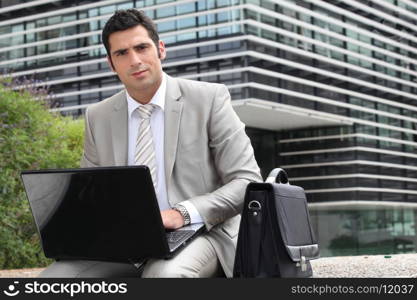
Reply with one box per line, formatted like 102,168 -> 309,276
80,106 -> 99,168
187,84 -> 263,230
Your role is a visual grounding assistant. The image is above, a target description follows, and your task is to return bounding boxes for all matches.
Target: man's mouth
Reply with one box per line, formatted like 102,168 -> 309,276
131,70 -> 147,77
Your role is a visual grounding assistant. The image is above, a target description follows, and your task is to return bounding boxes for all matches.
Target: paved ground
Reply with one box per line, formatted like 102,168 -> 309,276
311,253 -> 417,278
0,253 -> 416,277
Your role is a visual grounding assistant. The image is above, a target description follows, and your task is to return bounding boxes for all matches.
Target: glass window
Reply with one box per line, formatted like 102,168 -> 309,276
178,2 -> 196,14
62,14 -> 76,22
47,16 -> 61,26
197,0 -> 207,10
158,20 -> 175,32
217,11 -> 230,23
156,6 -> 175,18
218,26 -> 233,36
100,5 -> 116,15
198,15 -> 207,26
117,2 -> 134,10
177,32 -> 196,42
178,17 -> 196,29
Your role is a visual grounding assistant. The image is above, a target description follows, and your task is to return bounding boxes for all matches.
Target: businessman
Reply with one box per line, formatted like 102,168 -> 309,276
40,9 -> 262,278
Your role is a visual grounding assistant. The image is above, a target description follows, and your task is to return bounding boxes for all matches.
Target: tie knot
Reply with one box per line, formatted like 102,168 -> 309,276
137,104 -> 155,119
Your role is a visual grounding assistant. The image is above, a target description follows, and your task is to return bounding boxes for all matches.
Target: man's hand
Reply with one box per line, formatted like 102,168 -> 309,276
161,209 -> 184,229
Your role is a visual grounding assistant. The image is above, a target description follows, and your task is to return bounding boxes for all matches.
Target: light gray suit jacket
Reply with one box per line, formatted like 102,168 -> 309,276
81,75 -> 262,277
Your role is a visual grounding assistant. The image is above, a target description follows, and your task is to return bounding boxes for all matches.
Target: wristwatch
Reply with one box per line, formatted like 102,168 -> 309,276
173,204 -> 191,225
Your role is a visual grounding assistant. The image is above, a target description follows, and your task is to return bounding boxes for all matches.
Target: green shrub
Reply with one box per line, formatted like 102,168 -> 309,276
0,80 -> 84,269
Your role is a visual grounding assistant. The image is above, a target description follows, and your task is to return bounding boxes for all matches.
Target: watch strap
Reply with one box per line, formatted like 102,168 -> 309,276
173,204 -> 191,225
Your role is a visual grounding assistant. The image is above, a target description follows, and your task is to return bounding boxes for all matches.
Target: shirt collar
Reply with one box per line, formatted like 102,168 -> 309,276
127,72 -> 166,117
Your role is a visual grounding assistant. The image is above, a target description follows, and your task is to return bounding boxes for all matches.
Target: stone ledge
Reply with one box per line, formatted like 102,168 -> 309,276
1,253 -> 416,278
0,268 -> 43,278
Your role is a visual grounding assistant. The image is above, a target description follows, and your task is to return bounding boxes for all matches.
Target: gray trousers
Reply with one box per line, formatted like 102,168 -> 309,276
39,234 -> 221,278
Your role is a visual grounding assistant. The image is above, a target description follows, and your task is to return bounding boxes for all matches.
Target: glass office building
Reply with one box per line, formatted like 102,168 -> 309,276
1,0 -> 417,256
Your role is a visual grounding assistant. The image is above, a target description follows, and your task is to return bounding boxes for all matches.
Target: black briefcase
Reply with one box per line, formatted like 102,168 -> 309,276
233,168 -> 319,278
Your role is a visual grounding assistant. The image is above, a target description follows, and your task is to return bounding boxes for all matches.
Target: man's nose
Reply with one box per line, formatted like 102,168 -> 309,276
129,51 -> 142,66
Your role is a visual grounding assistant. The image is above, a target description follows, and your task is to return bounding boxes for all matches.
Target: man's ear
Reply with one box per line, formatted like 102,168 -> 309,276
158,40 -> 166,60
107,56 -> 116,72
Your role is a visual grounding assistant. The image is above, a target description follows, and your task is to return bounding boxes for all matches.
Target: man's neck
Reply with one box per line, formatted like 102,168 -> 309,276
127,76 -> 163,104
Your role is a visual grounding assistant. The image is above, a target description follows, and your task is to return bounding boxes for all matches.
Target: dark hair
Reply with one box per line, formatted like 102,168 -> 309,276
102,9 -> 160,57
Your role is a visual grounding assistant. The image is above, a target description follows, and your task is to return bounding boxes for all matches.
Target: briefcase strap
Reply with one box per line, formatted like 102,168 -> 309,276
246,192 -> 266,276
266,168 -> 289,184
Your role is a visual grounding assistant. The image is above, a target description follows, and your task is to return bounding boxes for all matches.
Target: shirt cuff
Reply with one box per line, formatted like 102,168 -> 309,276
178,201 -> 203,224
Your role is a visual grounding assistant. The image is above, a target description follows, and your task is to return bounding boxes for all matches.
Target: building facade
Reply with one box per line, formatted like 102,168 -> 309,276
1,0 -> 417,256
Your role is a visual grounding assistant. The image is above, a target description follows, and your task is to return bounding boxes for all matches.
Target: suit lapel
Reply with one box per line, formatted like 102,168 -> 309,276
108,80 -> 182,173
110,91 -> 128,165
164,76 -> 183,185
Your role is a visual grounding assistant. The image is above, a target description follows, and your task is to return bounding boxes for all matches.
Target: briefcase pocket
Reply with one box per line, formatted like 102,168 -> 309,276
272,184 -> 320,262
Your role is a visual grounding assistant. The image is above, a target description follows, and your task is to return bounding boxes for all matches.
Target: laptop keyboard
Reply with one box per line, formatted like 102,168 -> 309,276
166,230 -> 194,244
166,230 -> 196,252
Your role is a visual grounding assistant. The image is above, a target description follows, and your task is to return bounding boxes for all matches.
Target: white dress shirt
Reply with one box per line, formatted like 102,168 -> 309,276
126,73 -> 203,224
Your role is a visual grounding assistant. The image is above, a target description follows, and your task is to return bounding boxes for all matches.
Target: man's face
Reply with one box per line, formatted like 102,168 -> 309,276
107,25 -> 166,100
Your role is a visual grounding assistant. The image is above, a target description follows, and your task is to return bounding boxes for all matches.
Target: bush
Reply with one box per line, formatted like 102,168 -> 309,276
0,79 -> 84,269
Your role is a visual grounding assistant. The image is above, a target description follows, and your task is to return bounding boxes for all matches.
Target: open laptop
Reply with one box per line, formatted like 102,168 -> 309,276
20,166 -> 205,263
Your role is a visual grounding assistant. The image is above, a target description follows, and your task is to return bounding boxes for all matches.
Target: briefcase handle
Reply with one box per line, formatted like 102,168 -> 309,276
266,168 -> 289,184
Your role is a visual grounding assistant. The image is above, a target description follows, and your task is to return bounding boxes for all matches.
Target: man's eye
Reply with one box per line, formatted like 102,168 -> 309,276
136,45 -> 147,51
114,51 -> 126,56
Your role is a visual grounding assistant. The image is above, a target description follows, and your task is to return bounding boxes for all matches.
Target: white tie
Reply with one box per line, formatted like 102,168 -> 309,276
135,104 -> 157,189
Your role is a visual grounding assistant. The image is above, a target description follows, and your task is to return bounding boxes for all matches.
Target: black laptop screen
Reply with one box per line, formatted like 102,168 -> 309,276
21,167 -> 168,261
